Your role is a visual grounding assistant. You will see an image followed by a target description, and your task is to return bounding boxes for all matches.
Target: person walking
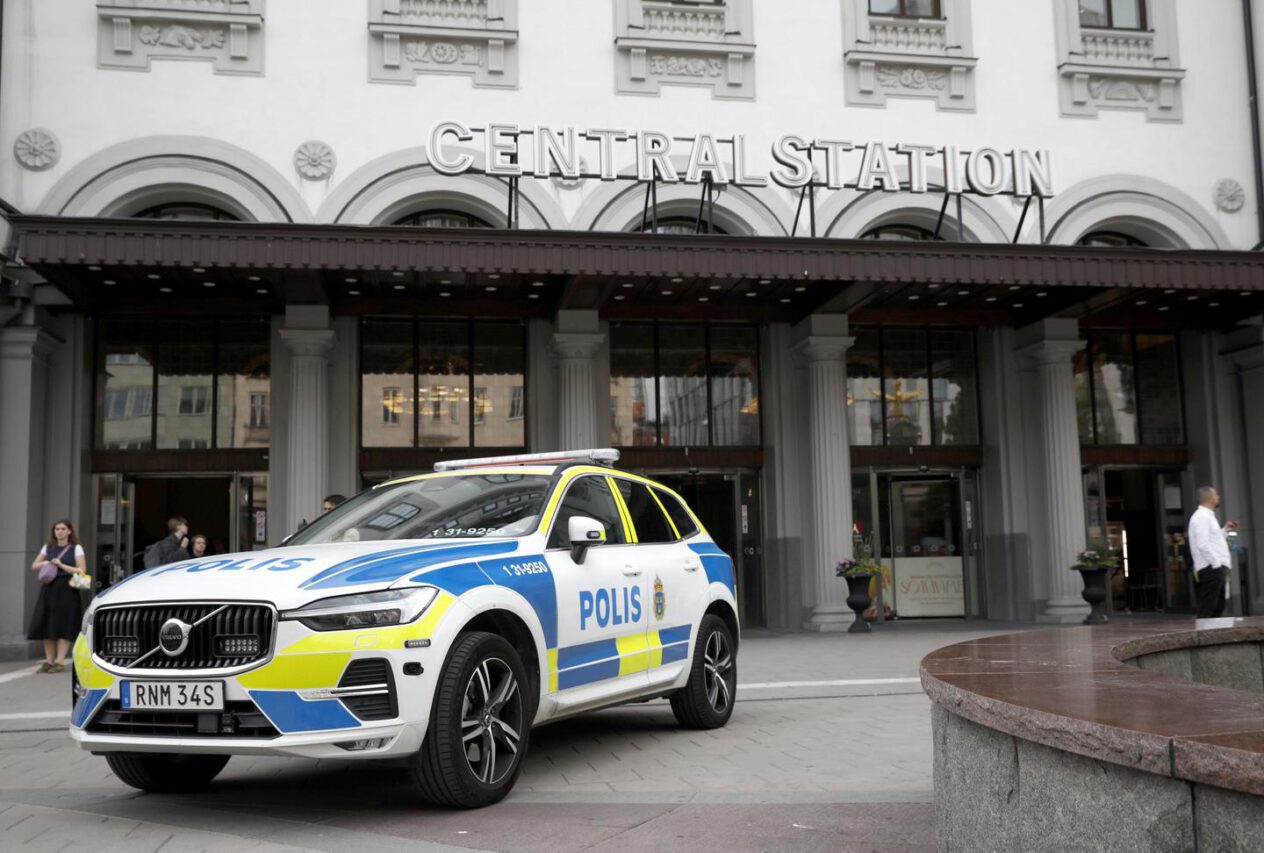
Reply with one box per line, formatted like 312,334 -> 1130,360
27,519 -> 88,673
143,516 -> 189,569
1187,486 -> 1238,618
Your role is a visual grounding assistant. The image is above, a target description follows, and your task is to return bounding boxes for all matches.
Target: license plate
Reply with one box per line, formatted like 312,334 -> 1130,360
121,680 -> 224,711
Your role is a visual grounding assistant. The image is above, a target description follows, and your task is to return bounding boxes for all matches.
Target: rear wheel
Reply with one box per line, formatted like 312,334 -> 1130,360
105,753 -> 230,792
412,631 -> 531,808
670,614 -> 737,729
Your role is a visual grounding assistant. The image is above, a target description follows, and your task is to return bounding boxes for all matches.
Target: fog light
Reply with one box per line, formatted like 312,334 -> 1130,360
215,635 -> 260,657
336,738 -> 389,751
105,637 -> 140,658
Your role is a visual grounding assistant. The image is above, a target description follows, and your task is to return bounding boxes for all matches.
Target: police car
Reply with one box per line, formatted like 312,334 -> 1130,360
70,450 -> 739,807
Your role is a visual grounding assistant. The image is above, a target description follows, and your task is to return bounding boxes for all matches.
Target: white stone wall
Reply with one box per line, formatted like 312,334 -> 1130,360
0,0 -> 1254,247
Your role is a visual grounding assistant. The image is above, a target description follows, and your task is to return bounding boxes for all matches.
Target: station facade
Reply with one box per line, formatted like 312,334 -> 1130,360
4,0 -> 1264,654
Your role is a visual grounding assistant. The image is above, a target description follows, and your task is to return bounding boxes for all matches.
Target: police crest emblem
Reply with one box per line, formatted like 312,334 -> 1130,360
654,576 -> 665,620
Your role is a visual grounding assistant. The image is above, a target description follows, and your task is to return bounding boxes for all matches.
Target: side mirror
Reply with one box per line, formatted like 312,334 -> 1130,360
568,516 -> 607,564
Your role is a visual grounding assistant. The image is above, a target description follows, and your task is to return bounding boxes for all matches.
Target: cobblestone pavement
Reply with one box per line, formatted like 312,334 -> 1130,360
0,622 -> 1033,852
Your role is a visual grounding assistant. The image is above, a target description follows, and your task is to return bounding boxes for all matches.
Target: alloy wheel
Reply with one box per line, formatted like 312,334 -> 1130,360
702,630 -> 733,714
460,657 -> 523,785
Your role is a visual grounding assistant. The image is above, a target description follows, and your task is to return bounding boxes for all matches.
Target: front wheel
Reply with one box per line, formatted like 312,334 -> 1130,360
412,631 -> 531,808
670,614 -> 737,729
105,753 -> 230,792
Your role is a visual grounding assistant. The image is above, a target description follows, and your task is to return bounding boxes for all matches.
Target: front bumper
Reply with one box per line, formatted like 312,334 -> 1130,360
70,592 -> 461,760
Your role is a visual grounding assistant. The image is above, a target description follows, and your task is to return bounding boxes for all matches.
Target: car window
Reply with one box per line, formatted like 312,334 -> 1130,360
547,476 -> 629,549
654,488 -> 699,538
614,479 -> 676,543
287,474 -> 552,544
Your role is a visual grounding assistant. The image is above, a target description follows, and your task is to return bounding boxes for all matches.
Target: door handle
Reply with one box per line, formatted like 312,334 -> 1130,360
623,565 -> 642,577
683,559 -> 700,572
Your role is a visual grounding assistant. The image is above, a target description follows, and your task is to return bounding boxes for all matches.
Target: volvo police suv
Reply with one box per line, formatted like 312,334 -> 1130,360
71,450 -> 739,807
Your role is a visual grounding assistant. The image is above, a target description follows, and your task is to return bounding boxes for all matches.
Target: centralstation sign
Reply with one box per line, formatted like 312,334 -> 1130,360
429,120 -> 1055,198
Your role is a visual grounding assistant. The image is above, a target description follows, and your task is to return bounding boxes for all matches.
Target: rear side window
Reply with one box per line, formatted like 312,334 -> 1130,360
614,479 -> 676,544
654,488 -> 699,538
548,476 -> 628,549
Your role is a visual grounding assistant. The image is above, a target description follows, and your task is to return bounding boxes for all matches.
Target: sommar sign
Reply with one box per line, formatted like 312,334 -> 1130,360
429,121 -> 1055,197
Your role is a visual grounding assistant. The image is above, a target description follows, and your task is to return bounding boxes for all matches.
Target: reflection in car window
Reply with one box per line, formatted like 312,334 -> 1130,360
286,474 -> 552,544
548,477 -> 628,550
654,488 -> 699,538
614,479 -> 676,543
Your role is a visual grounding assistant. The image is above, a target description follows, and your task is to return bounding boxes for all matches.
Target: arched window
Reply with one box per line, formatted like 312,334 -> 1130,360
861,224 -> 942,241
132,203 -> 240,222
1077,231 -> 1148,248
634,216 -> 728,236
393,210 -> 494,229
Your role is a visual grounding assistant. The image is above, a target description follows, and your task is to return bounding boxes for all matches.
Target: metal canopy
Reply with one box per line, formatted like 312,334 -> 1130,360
12,215 -> 1264,291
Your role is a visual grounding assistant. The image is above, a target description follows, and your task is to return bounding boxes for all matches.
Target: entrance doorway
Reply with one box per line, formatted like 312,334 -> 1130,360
91,472 -> 269,586
852,469 -> 981,618
652,471 -> 765,628
1083,467 -> 1190,613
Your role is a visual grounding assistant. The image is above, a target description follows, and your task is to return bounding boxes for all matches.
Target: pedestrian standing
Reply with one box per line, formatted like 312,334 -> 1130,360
27,519 -> 88,673
189,534 -> 211,558
1187,486 -> 1238,618
143,516 -> 189,569
322,494 -> 346,514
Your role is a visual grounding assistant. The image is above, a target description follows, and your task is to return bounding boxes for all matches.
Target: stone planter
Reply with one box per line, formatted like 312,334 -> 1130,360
1076,566 -> 1110,625
844,574 -> 875,633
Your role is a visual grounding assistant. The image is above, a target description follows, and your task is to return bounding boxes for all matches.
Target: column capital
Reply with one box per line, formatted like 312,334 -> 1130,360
551,332 -> 604,361
0,325 -> 59,366
1018,337 -> 1084,366
280,327 -> 336,358
792,335 -> 855,364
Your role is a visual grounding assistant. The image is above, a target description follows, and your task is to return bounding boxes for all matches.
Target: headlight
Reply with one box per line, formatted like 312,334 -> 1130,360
280,586 -> 439,632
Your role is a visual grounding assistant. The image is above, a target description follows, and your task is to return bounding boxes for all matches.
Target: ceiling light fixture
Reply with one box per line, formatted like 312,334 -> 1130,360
532,281 -> 545,287
202,281 -> 215,288
1008,285 -> 1021,291
614,295 -> 626,301
393,284 -> 405,290
661,290 -> 673,296
529,294 -> 540,300
779,298 -> 791,303
698,297 -> 709,302
392,271 -> 405,277
485,286 -> 497,292
1137,300 -> 1148,305
671,277 -> 683,283
146,274 -> 160,280
345,277 -> 357,284
937,301 -> 948,307
1013,303 -> 1024,308
985,297 -> 997,302
908,295 -> 920,301
440,291 -> 451,297
709,284 -> 722,290
256,288 -> 268,295
759,279 -> 771,285
795,286 -> 806,292
88,265 -> 102,272
159,286 -> 172,293
247,275 -> 261,282
1158,306 -> 1170,312
191,267 -> 204,274
1036,291 -> 1048,297
347,289 -> 360,296
488,274 -> 501,280
102,279 -> 116,286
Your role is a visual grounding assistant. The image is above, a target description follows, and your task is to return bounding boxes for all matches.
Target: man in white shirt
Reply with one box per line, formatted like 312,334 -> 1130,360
1187,486 -> 1238,618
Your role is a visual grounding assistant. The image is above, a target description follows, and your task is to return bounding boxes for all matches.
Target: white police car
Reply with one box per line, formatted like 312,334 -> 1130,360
71,450 -> 739,807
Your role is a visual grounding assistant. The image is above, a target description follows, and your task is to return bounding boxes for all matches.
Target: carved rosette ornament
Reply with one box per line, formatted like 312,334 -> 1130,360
14,128 -> 60,171
1215,179 -> 1246,214
294,141 -> 336,181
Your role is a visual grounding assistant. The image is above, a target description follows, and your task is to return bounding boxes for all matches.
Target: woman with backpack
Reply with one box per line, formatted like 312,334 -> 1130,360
28,518 -> 88,673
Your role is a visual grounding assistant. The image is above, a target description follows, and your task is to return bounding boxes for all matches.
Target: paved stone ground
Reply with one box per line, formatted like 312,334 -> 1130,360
0,621 -> 1034,852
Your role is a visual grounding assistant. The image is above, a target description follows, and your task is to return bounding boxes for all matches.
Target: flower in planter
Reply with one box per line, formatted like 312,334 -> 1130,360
1071,547 -> 1116,571
836,556 -> 882,577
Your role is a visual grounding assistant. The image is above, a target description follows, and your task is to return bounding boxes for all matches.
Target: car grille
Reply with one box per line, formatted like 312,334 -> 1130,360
338,658 -> 397,721
85,699 -> 279,739
95,603 -> 274,670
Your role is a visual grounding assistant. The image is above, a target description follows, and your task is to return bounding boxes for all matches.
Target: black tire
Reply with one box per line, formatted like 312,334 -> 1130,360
105,752 -> 230,792
412,631 -> 531,808
670,614 -> 737,729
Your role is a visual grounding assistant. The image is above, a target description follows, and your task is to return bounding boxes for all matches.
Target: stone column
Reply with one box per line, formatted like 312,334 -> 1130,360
0,325 -> 56,656
280,325 -> 336,535
1019,324 -> 1089,622
793,319 -> 856,632
551,310 -> 604,450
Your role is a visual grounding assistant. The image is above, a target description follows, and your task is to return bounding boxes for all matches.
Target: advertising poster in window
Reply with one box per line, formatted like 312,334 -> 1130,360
891,557 -> 965,617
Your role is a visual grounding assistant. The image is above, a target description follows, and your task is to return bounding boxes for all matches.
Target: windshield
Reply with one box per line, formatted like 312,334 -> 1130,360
285,474 -> 554,545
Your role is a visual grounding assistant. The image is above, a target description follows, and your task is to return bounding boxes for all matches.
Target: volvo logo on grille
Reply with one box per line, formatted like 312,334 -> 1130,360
159,618 -> 191,657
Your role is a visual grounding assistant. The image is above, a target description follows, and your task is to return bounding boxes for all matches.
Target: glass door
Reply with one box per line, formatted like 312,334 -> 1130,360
885,478 -> 967,618
92,474 -> 136,589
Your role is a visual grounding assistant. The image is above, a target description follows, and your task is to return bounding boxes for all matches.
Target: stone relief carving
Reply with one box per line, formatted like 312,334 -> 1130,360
1053,0 -> 1184,122
841,0 -> 977,112
294,141 -> 336,181
96,1 -> 265,76
368,0 -> 517,88
614,0 -> 755,100
1215,179 -> 1246,214
14,128 -> 60,171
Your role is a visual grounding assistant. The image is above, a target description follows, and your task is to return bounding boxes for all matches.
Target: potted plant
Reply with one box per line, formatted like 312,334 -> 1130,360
1072,546 -> 1116,625
837,554 -> 883,633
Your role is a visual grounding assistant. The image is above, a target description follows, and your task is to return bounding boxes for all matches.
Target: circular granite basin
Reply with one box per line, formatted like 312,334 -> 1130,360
920,618 -> 1264,852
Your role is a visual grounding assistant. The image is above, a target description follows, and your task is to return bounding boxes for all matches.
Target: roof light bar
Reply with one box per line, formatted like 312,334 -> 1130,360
433,449 -> 620,472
